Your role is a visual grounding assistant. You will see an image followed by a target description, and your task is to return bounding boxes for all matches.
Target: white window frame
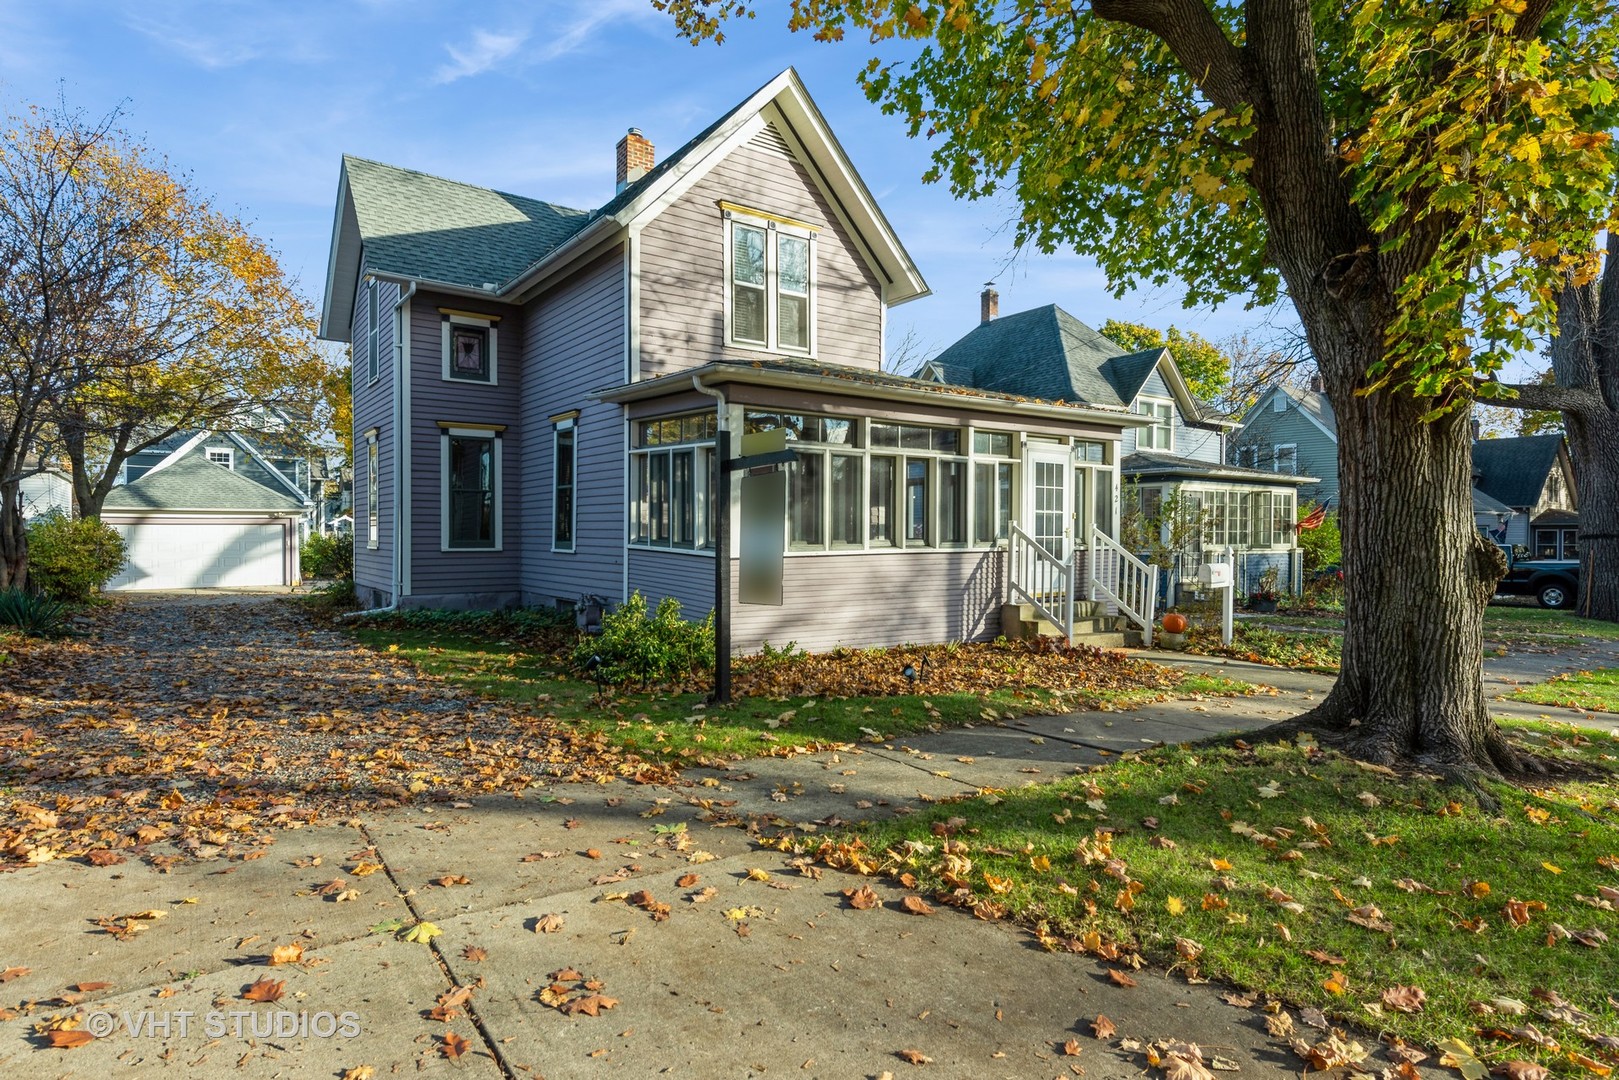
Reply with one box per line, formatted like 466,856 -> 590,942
365,431 -> 379,550
1133,397 -> 1174,451
552,415 -> 577,553
366,279 -> 380,385
206,447 -> 234,470
628,412 -> 719,552
440,425 -> 504,552
441,311 -> 499,385
722,208 -> 817,357
1273,443 -> 1298,476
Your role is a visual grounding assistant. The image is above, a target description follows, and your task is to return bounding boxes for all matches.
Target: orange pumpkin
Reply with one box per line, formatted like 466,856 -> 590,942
1162,613 -> 1188,635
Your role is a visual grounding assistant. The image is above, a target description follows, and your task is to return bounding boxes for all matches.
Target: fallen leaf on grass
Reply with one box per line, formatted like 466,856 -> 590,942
1495,1062 -> 1549,1080
242,977 -> 285,1002
1382,985 -> 1426,1013
1438,1038 -> 1489,1080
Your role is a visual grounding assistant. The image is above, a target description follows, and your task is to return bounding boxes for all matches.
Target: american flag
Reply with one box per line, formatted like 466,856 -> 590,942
1297,501 -> 1330,531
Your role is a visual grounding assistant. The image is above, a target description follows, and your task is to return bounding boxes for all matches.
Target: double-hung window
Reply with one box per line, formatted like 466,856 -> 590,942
725,208 -> 815,355
365,431 -> 379,550
441,426 -> 502,551
629,412 -> 718,550
553,415 -> 576,552
1133,398 -> 1174,450
1273,444 -> 1297,475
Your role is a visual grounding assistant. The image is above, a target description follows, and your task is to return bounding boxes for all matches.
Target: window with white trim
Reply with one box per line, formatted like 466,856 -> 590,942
1133,397 -> 1174,450
441,312 -> 498,384
1273,444 -> 1297,475
629,412 -> 718,549
725,211 -> 814,354
366,280 -> 380,384
206,448 -> 234,470
365,433 -> 379,550
442,429 -> 501,550
553,417 -> 576,552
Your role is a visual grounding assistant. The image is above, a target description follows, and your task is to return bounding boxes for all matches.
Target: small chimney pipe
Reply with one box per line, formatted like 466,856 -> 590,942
980,282 -> 998,324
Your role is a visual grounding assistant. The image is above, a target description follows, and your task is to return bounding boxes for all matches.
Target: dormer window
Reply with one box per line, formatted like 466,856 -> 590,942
207,448 -> 234,470
725,207 -> 815,355
1133,397 -> 1174,451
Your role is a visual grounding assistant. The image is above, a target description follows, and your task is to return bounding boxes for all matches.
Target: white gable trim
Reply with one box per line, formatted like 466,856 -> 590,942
617,69 -> 927,306
144,431 -> 210,476
1255,385 -> 1338,444
225,432 -> 313,506
319,161 -> 361,342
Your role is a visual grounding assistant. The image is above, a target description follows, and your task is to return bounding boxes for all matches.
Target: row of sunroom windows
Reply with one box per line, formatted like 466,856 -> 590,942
628,409 -> 1112,553
1135,485 -> 1298,550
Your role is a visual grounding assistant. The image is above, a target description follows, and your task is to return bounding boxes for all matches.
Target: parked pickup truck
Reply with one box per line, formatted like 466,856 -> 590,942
1494,547 -> 1580,609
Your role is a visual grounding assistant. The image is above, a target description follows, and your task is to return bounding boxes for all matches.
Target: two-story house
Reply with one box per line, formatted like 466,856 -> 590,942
319,70 -> 1178,651
928,301 -> 1317,599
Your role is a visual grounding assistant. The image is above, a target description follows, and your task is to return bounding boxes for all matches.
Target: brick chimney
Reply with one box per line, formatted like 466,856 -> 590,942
1308,373 -> 1324,394
980,283 -> 998,324
616,128 -> 654,192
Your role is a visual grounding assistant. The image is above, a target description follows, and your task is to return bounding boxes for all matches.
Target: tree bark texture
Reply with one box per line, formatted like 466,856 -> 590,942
1097,0 -> 1529,771
1565,406 -> 1619,621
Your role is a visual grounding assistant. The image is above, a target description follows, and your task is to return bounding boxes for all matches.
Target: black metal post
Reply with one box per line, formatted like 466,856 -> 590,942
714,441 -> 733,705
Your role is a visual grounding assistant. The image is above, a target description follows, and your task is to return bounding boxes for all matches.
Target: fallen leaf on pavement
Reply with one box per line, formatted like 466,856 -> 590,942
242,978 -> 285,1002
897,1048 -> 932,1065
1093,1015 -> 1117,1040
843,885 -> 880,910
901,895 -> 934,916
1108,970 -> 1137,988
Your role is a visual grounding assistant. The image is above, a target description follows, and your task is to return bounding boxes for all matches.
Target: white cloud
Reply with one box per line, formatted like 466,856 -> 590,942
433,27 -> 528,85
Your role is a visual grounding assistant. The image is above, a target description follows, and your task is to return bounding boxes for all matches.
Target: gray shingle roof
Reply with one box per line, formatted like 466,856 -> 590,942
1471,435 -> 1565,510
344,156 -> 595,291
105,455 -> 306,513
1123,449 -> 1319,486
929,305 -> 1144,407
1471,487 -> 1514,515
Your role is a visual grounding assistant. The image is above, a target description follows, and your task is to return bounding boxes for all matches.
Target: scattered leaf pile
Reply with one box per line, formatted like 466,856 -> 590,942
0,601 -> 676,868
1184,624 -> 1342,673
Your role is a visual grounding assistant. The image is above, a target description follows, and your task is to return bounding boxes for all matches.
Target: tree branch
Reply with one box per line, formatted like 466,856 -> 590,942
1486,381 -> 1607,414
1090,0 -> 1253,114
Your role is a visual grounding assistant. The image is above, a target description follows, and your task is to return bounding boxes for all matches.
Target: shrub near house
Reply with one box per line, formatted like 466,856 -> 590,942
25,512 -> 127,602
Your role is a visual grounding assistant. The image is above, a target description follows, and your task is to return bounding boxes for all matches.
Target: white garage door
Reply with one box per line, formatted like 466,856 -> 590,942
107,519 -> 289,590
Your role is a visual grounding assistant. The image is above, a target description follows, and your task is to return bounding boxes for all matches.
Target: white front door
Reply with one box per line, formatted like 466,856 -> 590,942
1027,447 -> 1071,559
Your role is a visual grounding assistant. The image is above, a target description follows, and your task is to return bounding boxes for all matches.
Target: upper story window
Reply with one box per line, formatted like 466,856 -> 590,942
725,208 -> 815,355
1133,397 -> 1174,451
441,310 -> 499,384
1273,444 -> 1298,475
206,448 -> 234,470
366,280 -> 380,384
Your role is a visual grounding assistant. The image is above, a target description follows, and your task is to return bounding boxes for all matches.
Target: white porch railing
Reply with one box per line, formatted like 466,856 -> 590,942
1089,526 -> 1159,647
1007,524 -> 1075,642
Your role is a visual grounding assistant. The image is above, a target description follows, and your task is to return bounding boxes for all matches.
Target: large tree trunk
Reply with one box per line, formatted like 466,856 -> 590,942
0,483 -> 27,591
1565,407 -> 1619,621
1316,379 -> 1513,770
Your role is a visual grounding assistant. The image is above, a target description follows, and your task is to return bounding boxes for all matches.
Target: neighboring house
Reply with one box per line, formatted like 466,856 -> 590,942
1471,434 -> 1579,557
1232,385 -> 1581,558
928,301 -> 1318,597
18,463 -> 72,520
1229,378 -> 1339,509
319,69 -> 1182,650
123,427 -> 326,535
103,455 -> 306,590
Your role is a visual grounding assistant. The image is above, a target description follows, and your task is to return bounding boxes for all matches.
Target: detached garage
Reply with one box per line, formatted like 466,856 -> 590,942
103,456 -> 305,590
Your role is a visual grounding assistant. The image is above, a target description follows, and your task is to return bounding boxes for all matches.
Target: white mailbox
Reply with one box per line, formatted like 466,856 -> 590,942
1197,562 -> 1232,588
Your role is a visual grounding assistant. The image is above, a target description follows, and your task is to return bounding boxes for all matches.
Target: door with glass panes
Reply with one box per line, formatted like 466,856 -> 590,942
1026,446 -> 1072,559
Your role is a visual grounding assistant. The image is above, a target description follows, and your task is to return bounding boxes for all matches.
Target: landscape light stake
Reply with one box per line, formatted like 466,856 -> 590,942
584,654 -> 605,702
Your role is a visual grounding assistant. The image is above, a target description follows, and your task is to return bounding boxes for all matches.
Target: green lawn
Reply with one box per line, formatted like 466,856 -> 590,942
1511,668 -> 1619,714
834,721 -> 1619,1069
351,624 -> 1257,764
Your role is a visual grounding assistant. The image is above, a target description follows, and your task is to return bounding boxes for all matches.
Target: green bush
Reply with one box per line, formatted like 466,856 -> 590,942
0,587 -> 71,636
301,531 -> 354,580
571,591 -> 715,689
1297,507 -> 1341,572
25,512 -> 127,602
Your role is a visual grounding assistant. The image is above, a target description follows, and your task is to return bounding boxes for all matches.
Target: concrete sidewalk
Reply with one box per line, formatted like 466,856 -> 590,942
3,643 -> 1613,1078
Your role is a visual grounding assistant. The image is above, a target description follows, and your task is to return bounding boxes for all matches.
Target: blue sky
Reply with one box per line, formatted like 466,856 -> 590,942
0,0 -> 1293,367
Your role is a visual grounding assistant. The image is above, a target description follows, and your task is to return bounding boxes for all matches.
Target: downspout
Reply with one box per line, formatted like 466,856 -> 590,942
342,280 -> 417,621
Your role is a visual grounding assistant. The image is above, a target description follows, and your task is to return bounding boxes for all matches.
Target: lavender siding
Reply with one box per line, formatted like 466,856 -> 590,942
520,247 -> 628,606
637,123 -> 884,377
729,550 -> 1006,654
351,276 -> 400,605
626,549 -> 716,618
405,290 -> 524,608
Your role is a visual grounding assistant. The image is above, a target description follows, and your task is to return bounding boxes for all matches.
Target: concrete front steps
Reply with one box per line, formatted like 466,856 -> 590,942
1000,599 -> 1131,648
